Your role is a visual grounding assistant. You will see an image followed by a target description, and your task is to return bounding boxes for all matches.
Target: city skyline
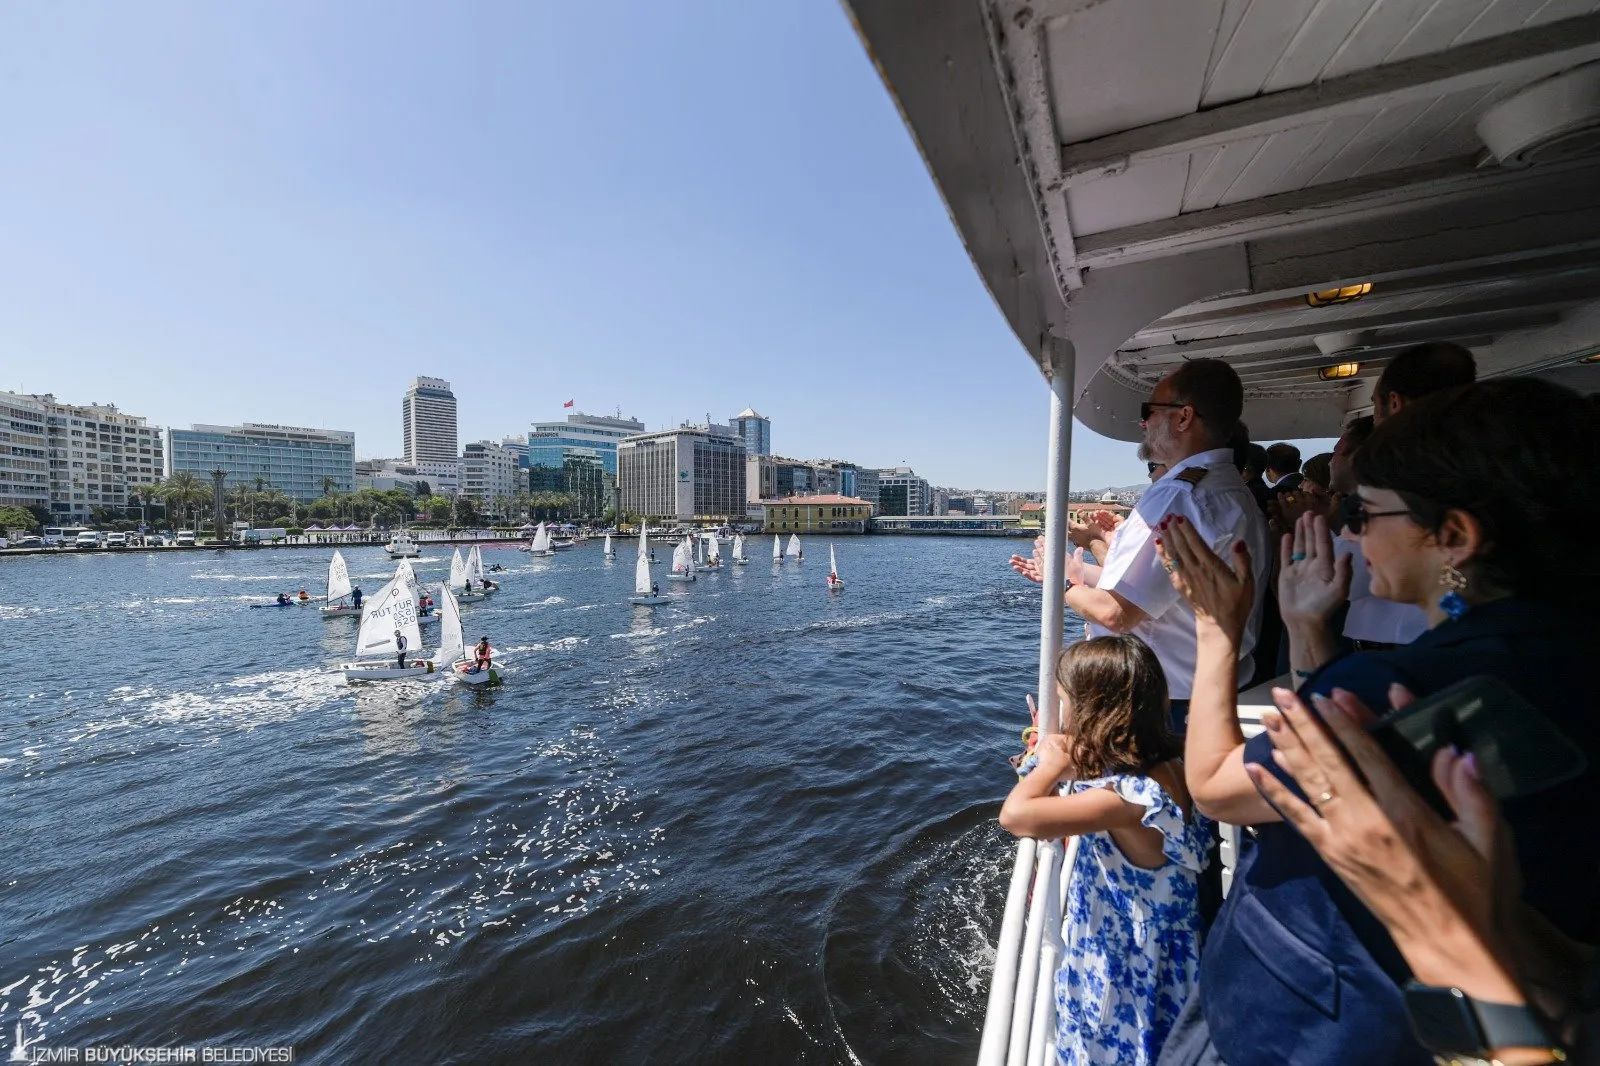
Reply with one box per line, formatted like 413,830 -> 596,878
0,2 -> 1259,492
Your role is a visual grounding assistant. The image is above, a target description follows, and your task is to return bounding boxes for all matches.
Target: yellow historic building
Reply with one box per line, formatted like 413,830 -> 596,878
761,495 -> 871,533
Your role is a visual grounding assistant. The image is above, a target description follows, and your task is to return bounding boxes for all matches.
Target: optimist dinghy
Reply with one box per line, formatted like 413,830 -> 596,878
732,533 -> 748,565
339,577 -> 433,683
629,527 -> 671,605
667,538 -> 696,582
451,548 -> 487,602
788,534 -> 802,562
437,584 -> 498,686
827,543 -> 845,591
320,550 -> 361,618
773,535 -> 782,562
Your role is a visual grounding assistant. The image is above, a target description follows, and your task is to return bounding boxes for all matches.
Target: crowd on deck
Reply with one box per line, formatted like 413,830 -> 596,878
1001,344 -> 1600,1066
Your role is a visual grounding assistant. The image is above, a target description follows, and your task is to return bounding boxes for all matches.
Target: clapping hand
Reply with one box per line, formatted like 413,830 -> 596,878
1008,535 -> 1047,584
1245,686 -> 1514,977
1278,513 -> 1352,626
1153,515 -> 1255,642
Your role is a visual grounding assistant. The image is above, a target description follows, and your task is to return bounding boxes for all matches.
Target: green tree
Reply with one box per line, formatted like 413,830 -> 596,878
0,505 -> 41,533
162,471 -> 209,530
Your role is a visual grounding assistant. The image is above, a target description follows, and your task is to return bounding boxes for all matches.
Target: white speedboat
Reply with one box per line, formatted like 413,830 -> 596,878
629,527 -> 671,605
437,585 -> 499,686
827,543 -> 845,590
732,533 -> 748,565
339,577 -> 433,683
384,531 -> 420,558
666,538 -> 696,582
319,550 -> 360,619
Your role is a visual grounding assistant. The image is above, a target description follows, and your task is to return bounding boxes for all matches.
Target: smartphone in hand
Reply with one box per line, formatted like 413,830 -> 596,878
1367,675 -> 1588,818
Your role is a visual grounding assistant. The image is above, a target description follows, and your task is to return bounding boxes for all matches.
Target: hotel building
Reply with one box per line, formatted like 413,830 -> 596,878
402,377 -> 458,465
167,423 -> 355,501
528,411 -> 644,517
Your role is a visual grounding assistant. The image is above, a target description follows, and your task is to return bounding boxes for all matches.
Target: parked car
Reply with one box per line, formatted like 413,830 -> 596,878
175,530 -> 196,546
143,533 -> 167,547
104,532 -> 128,548
14,535 -> 43,549
74,530 -> 102,549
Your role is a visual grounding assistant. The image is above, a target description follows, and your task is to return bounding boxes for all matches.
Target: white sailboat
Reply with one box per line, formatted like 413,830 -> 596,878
667,538 -> 697,582
733,533 -> 748,565
604,533 -> 615,557
468,544 -> 495,594
450,548 -> 486,602
705,533 -> 722,569
396,556 -> 438,624
773,534 -> 782,562
526,522 -> 554,558
827,543 -> 845,590
339,577 -> 433,682
629,527 -> 671,605
788,533 -> 803,562
438,584 -> 498,686
320,550 -> 358,618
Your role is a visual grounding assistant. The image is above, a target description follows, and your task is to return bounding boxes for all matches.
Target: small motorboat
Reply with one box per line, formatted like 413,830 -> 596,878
385,531 -> 421,558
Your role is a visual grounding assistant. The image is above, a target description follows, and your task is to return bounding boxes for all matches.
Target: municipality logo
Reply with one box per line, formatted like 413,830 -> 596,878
9,1022 -> 32,1062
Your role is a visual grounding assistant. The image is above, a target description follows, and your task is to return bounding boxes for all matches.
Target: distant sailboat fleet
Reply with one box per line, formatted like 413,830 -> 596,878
304,524 -> 848,683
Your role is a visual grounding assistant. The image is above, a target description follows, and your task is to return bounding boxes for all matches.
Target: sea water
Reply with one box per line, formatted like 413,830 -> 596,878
0,538 -> 1046,1063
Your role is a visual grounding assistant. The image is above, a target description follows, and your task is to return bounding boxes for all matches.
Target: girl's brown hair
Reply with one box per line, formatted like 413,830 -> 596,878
1055,635 -> 1180,777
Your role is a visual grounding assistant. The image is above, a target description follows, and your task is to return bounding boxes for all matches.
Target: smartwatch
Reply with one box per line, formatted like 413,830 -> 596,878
1403,981 -> 1564,1061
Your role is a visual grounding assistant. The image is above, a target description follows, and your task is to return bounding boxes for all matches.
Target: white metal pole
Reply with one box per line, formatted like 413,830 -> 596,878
1028,836 -> 1077,1066
1035,339 -> 1076,735
979,836 -> 1038,1066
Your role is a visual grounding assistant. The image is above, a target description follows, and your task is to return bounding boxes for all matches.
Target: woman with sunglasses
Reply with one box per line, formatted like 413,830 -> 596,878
1148,377 -> 1600,1066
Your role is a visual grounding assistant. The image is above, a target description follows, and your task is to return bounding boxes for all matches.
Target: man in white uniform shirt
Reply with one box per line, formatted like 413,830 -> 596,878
1013,358 -> 1270,730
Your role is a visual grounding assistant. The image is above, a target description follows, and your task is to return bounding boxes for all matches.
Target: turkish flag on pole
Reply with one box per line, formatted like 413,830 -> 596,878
563,399 -> 574,408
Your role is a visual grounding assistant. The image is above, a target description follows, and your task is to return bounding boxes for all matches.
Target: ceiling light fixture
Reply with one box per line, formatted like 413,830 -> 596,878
1318,362 -> 1362,380
1305,283 -> 1373,307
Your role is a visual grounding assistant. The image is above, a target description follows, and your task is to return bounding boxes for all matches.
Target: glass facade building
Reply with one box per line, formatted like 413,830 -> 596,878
528,411 -> 644,517
617,424 -> 747,520
730,408 -> 771,456
167,423 -> 355,502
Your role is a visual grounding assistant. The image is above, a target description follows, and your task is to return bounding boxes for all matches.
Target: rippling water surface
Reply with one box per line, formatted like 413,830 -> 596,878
1,538 -> 1044,1063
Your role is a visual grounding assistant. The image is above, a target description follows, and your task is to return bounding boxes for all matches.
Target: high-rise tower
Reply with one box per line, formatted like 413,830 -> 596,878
402,376 -> 458,464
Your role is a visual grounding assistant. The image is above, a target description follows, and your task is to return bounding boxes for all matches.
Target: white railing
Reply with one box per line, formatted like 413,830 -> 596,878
979,344 -> 1074,1066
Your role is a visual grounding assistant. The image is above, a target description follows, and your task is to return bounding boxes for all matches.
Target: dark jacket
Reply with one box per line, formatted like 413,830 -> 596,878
1200,599 -> 1600,1066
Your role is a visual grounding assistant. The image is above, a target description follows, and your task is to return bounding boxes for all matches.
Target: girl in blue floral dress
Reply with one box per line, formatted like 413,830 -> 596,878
1001,635 -> 1210,1066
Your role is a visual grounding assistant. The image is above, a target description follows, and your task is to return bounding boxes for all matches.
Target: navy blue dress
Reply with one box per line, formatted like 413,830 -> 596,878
1196,599 -> 1600,1066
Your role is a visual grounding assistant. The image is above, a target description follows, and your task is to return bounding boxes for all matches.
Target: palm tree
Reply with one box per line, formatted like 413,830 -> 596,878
161,471 -> 208,530
321,475 -> 337,498
129,482 -> 162,529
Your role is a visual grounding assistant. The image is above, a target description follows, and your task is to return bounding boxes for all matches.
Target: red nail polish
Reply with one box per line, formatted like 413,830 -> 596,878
1176,516 -> 1185,525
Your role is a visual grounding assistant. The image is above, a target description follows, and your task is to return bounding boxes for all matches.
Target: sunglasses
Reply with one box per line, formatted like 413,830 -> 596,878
1139,401 -> 1189,422
1339,494 -> 1411,534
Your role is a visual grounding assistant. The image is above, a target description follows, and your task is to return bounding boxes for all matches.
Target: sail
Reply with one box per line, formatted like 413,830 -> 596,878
395,557 -> 418,589
788,534 -> 802,557
773,535 -> 782,560
467,545 -> 486,582
635,552 -> 653,595
637,525 -> 649,559
327,550 -> 352,603
686,537 -> 696,575
355,578 -> 422,659
450,549 -> 467,589
672,541 -> 690,573
531,523 -> 551,553
707,535 -> 720,562
830,543 -> 839,579
436,584 -> 464,665
733,534 -> 744,561
604,534 -> 613,555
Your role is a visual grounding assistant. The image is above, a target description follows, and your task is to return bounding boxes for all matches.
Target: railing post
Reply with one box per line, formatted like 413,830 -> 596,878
1035,338 -> 1076,736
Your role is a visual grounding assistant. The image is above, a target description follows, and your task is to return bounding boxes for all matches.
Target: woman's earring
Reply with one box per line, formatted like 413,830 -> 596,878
1439,562 -> 1469,621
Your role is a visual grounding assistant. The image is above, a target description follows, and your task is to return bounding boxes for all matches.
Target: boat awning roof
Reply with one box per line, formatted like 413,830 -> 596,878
846,0 -> 1600,439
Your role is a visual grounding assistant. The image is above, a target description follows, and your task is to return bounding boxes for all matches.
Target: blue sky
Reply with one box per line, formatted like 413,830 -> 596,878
0,1 -> 1327,491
